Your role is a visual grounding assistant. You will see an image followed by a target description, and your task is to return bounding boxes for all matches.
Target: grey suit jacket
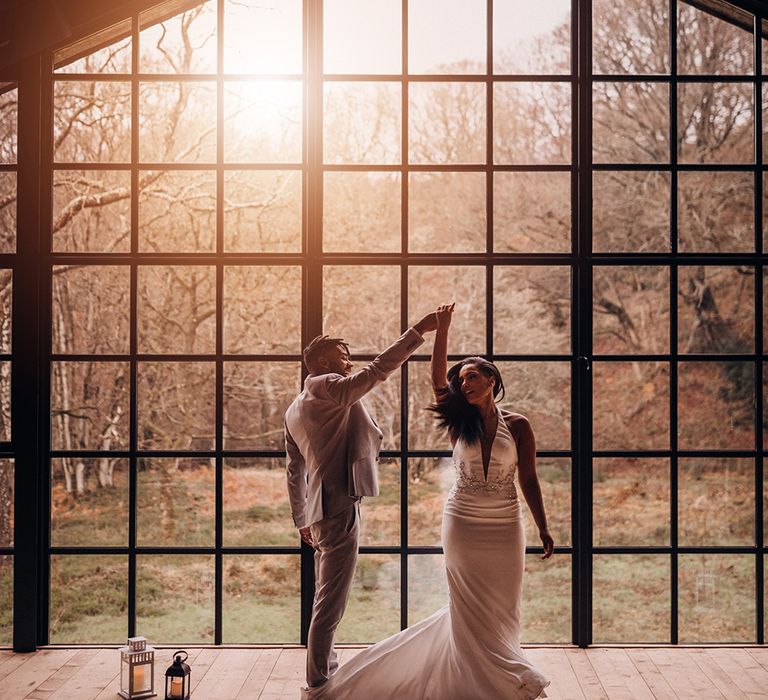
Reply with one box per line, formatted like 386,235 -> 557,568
285,328 -> 424,528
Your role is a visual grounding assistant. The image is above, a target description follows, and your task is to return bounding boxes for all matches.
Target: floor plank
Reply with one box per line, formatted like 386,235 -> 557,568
190,648 -> 258,700
648,648 -> 725,699
45,649 -> 121,700
4,646 -> 768,699
746,647 -> 768,674
565,648 -> 608,699
624,648 -> 679,700
1,649 -> 77,700
527,648 -> 585,700
236,648 -> 281,699
257,648 -> 305,700
705,649 -> 768,699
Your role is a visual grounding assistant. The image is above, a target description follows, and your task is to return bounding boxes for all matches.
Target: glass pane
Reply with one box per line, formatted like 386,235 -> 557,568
593,458 -> 670,546
494,83 -> 570,164
139,170 -> 216,252
369,369 -> 401,452
54,81 -> 131,163
359,458 -> 399,546
51,458 -> 128,546
679,554 -> 755,643
593,265 -> 670,354
323,172 -> 400,252
0,172 -> 16,253
224,0 -> 302,74
138,362 -> 215,450
52,265 -> 130,354
408,362 -> 447,451
140,1 -> 216,73
593,82 -> 669,163
53,170 -> 131,252
678,266 -> 754,354
51,362 -> 129,450
0,86 -> 18,163
324,83 -> 401,164
50,555 -> 128,643
592,0 -> 669,74
764,84 -> 768,164
323,266 -> 400,354
223,362 -> 299,450
224,81 -> 302,163
409,172 -> 485,252
137,458 -> 214,546
0,555 -> 10,645
764,35 -> 768,75
410,83 -> 485,164
522,554 -> 570,643
408,457 -> 453,546
138,266 -> 216,354
139,82 -> 216,163
408,555 -> 447,625
223,458 -> 295,546
0,361 -> 8,442
223,266 -> 301,353
136,554 -> 214,643
0,269 -> 10,353
677,2 -> 753,75
593,555 -> 669,642
765,173 -> 768,249
408,266 -> 486,355
593,171 -> 670,252
494,171 -> 570,253
497,361 -> 571,451
222,555 -> 300,643
56,31 -> 132,74
408,0 -> 485,74
678,83 -> 753,164
324,0 -> 401,74
679,457 -> 754,546
528,458 -> 571,548
494,266 -> 571,354
336,554 -> 399,643
0,459 -> 12,547
494,0 -> 570,74
764,362 -> 768,451
224,170 -> 301,252
678,172 -> 754,252
593,361 -> 670,450
678,361 -> 755,449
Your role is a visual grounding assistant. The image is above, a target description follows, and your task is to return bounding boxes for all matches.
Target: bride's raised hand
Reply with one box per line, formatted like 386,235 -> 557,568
435,303 -> 455,331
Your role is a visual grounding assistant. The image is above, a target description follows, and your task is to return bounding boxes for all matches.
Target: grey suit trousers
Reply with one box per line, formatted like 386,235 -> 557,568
307,503 -> 359,688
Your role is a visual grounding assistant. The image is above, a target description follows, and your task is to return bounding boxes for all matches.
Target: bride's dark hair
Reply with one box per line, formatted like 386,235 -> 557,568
427,357 -> 505,445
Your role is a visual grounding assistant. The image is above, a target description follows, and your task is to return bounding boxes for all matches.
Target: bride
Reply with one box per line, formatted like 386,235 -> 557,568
306,302 -> 554,699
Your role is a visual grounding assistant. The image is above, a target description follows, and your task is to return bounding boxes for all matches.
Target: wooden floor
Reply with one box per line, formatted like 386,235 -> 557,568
0,646 -> 767,699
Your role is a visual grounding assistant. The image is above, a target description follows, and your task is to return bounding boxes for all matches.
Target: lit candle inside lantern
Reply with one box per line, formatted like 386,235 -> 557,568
170,677 -> 183,698
132,664 -> 146,690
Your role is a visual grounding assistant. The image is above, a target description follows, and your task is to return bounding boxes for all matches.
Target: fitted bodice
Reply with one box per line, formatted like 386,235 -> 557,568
449,411 -> 519,503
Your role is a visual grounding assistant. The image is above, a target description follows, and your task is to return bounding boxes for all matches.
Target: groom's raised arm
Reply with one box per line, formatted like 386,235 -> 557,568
323,314 -> 437,406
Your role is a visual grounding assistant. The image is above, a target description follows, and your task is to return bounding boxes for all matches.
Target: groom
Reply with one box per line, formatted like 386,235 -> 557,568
285,314 -> 437,693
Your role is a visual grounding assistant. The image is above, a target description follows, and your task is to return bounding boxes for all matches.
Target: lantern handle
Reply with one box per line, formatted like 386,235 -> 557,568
173,650 -> 188,663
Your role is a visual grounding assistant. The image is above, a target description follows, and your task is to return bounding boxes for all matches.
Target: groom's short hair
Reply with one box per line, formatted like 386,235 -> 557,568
303,335 -> 349,372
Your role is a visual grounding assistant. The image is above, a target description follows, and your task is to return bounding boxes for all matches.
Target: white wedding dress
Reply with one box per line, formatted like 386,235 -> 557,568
308,411 -> 550,699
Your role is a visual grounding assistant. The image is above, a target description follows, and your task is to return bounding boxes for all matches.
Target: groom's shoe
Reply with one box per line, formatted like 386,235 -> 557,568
300,685 -> 320,699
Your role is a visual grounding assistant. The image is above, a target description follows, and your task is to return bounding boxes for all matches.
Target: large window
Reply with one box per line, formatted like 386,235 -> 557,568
0,81 -> 17,645
12,0 -> 766,646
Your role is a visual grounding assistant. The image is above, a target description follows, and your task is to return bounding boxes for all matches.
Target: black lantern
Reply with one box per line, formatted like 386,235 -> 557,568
164,650 -> 191,700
